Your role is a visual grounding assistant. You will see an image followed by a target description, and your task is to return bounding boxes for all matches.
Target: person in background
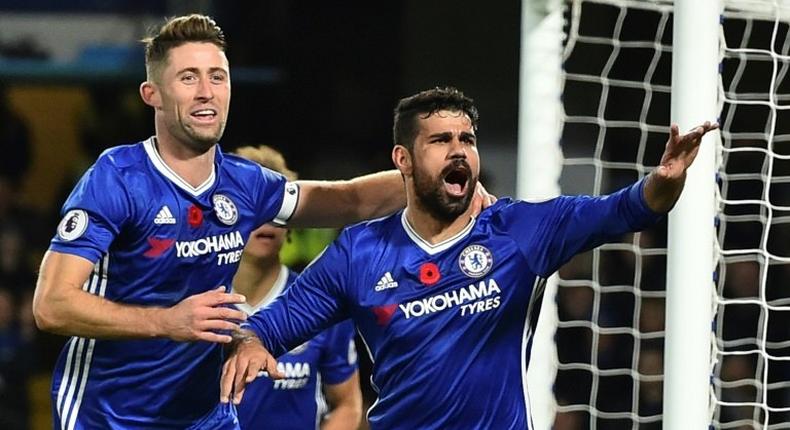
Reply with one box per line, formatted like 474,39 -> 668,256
233,144 -> 361,430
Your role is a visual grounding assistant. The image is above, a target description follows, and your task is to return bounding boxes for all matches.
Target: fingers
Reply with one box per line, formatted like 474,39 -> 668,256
198,318 -> 244,333
202,287 -> 247,306
213,306 -> 248,322
470,191 -> 485,217
196,331 -> 234,344
233,355 -> 258,404
477,182 -> 497,207
220,355 -> 236,402
265,354 -> 285,379
469,182 -> 496,217
221,342 -> 283,405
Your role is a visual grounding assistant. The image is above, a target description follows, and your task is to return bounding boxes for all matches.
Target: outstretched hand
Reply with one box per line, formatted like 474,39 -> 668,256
656,121 -> 719,181
221,330 -> 285,404
643,120 -> 720,213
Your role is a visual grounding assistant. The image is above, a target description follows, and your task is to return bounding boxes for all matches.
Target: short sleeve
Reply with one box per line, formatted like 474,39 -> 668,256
49,159 -> 131,263
251,165 -> 298,227
319,320 -> 358,385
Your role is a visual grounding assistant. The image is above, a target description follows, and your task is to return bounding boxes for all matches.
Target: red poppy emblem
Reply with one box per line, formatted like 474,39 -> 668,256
419,262 -> 441,286
372,304 -> 399,326
188,205 -> 203,227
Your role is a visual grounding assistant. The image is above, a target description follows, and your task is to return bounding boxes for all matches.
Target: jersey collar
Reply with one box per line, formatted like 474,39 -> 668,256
143,137 -> 217,196
400,210 -> 476,255
237,265 -> 290,315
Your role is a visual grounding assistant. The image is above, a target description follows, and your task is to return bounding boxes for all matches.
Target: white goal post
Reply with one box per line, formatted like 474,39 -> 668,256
520,0 -> 790,428
664,0 -> 720,428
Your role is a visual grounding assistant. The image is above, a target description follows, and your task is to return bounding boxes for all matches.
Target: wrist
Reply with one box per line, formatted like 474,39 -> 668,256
145,307 -> 167,338
232,328 -> 259,342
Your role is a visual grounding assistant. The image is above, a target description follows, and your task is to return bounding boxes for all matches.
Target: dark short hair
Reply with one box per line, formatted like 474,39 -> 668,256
142,14 -> 226,81
393,87 -> 479,150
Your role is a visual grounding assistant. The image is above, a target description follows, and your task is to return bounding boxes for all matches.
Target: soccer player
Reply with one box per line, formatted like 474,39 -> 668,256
221,87 -> 719,429
31,14 -> 425,430
232,145 -> 361,430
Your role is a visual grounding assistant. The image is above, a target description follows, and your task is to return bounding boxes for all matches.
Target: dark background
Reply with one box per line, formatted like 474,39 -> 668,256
0,2 -> 521,429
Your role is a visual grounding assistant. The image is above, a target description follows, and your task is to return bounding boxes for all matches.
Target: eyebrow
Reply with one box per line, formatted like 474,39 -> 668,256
176,67 -> 228,76
428,132 -> 453,140
427,131 -> 476,140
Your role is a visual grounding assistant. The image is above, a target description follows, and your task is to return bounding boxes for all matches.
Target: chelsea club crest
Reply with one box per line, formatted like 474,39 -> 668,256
212,194 -> 238,225
458,244 -> 493,278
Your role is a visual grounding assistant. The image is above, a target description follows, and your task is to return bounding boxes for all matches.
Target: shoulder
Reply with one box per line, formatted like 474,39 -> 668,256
482,196 -> 554,220
220,152 -> 284,181
480,196 -> 573,235
340,211 -> 402,243
93,141 -> 148,172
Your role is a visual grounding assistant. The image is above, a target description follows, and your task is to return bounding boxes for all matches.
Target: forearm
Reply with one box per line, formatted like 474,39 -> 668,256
34,285 -> 165,339
321,403 -> 362,430
33,251 -> 166,339
321,372 -> 363,430
290,170 -> 405,228
348,169 -> 405,220
643,170 -> 686,213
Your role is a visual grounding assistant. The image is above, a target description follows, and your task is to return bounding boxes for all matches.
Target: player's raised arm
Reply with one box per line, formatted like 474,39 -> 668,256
33,251 -> 248,342
643,121 -> 719,213
287,170 -> 405,228
287,170 -> 494,228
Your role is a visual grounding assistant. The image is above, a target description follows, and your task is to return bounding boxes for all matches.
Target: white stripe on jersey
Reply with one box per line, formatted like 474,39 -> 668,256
58,255 -> 108,430
56,261 -> 99,420
522,277 -> 547,430
314,373 -> 324,430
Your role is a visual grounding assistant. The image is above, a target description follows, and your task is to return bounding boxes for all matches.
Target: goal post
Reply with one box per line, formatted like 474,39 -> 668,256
664,0 -> 721,428
519,1 -> 565,429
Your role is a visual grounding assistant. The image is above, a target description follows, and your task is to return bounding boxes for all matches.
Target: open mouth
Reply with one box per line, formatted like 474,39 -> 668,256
442,164 -> 470,197
190,108 -> 217,123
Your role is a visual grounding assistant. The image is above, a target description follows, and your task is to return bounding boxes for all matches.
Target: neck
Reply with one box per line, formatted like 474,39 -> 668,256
232,255 -> 282,307
404,198 -> 474,245
154,131 -> 215,188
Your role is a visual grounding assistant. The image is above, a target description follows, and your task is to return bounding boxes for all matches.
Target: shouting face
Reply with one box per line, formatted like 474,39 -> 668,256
408,110 -> 479,222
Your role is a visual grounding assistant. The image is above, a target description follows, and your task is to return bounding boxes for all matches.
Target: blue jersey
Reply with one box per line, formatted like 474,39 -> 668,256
48,138 -> 299,429
245,179 -> 661,429
235,267 -> 357,430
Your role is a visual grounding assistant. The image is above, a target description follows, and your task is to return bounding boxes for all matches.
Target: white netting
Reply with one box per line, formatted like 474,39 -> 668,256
552,0 -> 790,428
555,1 -> 673,428
714,1 -> 790,428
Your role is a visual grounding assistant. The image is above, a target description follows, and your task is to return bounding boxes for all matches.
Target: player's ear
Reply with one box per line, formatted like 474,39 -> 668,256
139,81 -> 161,109
392,145 -> 413,177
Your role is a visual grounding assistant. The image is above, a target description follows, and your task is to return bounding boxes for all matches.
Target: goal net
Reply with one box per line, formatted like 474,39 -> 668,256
540,0 -> 790,428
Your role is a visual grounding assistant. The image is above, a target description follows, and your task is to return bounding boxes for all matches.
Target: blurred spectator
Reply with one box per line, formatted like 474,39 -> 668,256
0,288 -> 34,430
0,84 -> 32,187
0,86 -> 37,297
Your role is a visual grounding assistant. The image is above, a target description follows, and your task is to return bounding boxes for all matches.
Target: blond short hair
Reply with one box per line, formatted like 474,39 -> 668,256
235,145 -> 298,181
